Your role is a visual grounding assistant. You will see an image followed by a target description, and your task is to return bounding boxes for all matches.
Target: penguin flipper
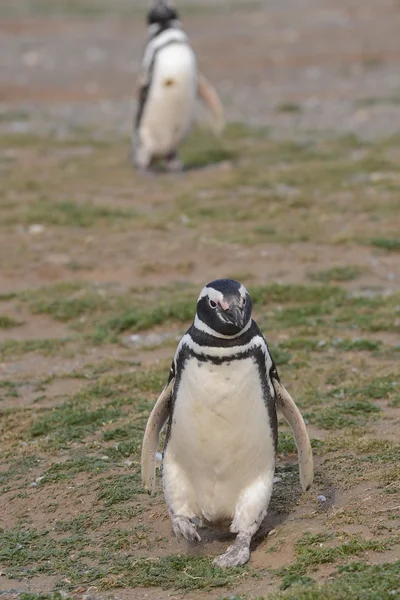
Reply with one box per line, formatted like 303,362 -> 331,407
141,377 -> 174,495
273,378 -> 314,492
198,73 -> 225,135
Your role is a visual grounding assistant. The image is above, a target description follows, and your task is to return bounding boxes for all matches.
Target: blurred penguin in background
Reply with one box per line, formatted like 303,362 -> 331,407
133,0 -> 225,173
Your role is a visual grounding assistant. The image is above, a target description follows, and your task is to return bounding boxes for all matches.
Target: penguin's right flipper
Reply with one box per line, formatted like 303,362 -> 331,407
198,73 -> 225,135
272,377 -> 314,492
141,375 -> 174,494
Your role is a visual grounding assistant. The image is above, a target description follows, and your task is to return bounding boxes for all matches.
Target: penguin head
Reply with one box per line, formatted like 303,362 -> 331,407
196,279 -> 253,337
147,1 -> 180,35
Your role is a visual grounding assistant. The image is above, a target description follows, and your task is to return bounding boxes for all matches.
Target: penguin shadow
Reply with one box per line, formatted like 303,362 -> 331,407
130,137 -> 235,175
252,464 -> 338,553
182,463 -> 337,560
133,156 -> 234,176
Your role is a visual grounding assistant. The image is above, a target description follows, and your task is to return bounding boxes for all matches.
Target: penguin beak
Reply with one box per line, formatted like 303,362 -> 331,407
224,303 -> 246,330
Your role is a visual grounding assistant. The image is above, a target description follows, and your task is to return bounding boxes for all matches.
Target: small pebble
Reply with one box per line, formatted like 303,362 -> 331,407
273,476 -> 282,484
268,529 -> 278,537
317,494 -> 327,503
28,224 -> 45,235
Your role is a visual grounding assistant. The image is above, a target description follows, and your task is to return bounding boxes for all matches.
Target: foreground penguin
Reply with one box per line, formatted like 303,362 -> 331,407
141,279 -> 313,568
133,0 -> 225,172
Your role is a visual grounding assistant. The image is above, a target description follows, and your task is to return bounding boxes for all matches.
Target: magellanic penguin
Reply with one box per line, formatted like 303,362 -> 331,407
141,279 -> 314,568
133,0 -> 225,172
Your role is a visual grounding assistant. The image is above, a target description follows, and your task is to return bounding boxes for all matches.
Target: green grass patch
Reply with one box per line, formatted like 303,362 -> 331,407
277,532 -> 391,590
271,560 -> 400,599
93,300 -> 193,343
181,128 -> 236,170
310,400 -> 380,430
0,379 -> 19,399
250,283 -> 346,306
40,456 -> 112,484
102,554 -> 253,591
30,403 -> 122,443
28,369 -> 167,448
0,526 -> 87,578
0,315 -> 22,328
22,282 -> 110,322
1,197 -> 137,229
276,102 -> 302,114
370,238 -> 400,251
96,474 -> 143,506
0,338 -> 70,359
308,266 -> 363,283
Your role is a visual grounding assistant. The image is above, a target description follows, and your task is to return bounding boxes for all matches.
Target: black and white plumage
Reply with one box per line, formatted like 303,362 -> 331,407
141,279 -> 313,568
133,0 -> 224,172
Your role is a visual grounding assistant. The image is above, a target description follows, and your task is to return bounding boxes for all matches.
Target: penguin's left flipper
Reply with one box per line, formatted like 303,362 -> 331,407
141,376 -> 174,494
272,376 -> 314,492
198,73 -> 225,135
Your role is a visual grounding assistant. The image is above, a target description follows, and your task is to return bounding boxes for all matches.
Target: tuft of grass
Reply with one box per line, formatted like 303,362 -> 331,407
0,380 -> 19,398
97,474 -> 144,506
102,554 -> 252,591
0,338 -> 70,359
271,560 -> 400,599
2,197 -> 137,229
276,102 -> 302,114
333,338 -> 381,352
93,300 -> 193,343
20,594 -> 73,600
30,403 -> 122,442
250,283 -> 346,306
40,456 -> 112,484
0,292 -> 17,301
308,266 -> 363,283
370,238 -> 400,251
181,128 -> 236,170
0,315 -> 22,328
22,282 -> 110,322
277,532 -> 391,590
0,526 -> 87,578
310,400 -> 380,430
277,432 -> 297,454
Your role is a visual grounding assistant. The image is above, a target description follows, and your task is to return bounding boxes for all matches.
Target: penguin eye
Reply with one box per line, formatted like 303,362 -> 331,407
209,299 -> 218,309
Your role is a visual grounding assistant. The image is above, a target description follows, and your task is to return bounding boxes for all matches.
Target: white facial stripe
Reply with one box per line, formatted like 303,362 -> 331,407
197,286 -> 224,304
194,315 -> 252,339
179,333 -> 264,357
239,284 -> 248,299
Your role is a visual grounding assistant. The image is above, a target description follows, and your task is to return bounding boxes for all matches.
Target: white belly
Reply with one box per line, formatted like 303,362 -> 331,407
164,356 -> 276,522
139,43 -> 198,156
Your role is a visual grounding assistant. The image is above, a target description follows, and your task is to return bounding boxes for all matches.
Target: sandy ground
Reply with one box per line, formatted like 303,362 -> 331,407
0,1 -> 399,600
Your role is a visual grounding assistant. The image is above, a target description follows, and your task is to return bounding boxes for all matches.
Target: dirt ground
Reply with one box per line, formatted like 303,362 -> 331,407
0,1 -> 399,599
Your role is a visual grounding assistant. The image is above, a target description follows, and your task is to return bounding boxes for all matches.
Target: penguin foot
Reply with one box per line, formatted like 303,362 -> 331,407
164,154 -> 183,173
213,538 -> 250,568
172,515 -> 201,543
